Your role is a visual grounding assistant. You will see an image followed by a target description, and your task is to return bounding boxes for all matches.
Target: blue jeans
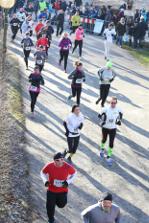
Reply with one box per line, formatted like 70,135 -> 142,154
117,35 -> 123,46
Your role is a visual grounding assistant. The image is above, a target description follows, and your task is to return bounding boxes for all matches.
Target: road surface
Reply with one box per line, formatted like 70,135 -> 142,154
9,29 -> 149,223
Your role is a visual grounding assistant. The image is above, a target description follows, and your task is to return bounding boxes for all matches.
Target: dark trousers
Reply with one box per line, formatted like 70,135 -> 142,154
70,26 -> 78,35
11,28 -> 18,40
59,50 -> 69,70
71,85 -> 82,105
102,128 -> 116,148
56,23 -> 63,36
100,84 -> 110,107
36,63 -> 44,71
72,40 -> 83,57
67,136 -> 80,153
46,191 -> 67,222
29,91 -> 39,112
24,50 -> 31,68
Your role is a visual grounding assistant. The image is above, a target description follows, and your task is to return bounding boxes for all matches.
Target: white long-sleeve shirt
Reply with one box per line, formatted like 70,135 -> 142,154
66,112 -> 84,137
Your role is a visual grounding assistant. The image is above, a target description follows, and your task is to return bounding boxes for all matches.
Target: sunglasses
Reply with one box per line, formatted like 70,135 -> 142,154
111,102 -> 116,105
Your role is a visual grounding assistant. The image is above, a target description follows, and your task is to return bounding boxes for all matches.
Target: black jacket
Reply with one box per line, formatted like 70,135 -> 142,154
29,73 -> 44,87
116,22 -> 126,36
137,21 -> 148,38
57,13 -> 64,25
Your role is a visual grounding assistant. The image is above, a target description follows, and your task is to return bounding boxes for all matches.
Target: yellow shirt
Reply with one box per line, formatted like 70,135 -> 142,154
71,15 -> 81,27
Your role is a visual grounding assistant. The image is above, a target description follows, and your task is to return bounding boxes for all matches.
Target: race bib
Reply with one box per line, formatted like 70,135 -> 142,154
25,46 -> 31,51
36,60 -> 43,65
13,23 -> 18,26
53,179 -> 64,187
76,78 -> 83,84
29,85 -> 38,92
63,46 -> 69,50
109,119 -> 114,123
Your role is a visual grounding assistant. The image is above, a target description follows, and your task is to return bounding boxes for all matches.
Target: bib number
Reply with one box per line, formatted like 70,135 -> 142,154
29,85 -> 38,92
53,179 -> 64,187
76,78 -> 83,84
13,23 -> 18,26
63,46 -> 68,50
25,46 -> 31,51
36,59 -> 43,65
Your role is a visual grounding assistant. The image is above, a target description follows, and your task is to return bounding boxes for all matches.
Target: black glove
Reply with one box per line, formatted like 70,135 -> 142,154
101,121 -> 105,127
116,120 -> 121,125
78,123 -> 83,130
62,180 -> 68,188
45,181 -> 50,187
65,131 -> 69,137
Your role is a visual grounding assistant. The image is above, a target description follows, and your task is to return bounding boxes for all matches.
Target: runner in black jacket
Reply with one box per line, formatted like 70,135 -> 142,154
67,61 -> 85,105
28,67 -> 44,116
10,14 -> 20,41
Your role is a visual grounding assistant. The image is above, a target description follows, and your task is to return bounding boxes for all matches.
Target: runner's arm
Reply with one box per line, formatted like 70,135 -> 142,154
67,170 -> 77,184
115,209 -> 121,223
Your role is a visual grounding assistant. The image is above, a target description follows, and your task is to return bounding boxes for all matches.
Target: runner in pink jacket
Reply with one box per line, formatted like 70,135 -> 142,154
72,25 -> 84,58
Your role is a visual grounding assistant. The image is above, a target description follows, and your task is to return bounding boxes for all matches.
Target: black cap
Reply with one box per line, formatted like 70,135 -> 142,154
100,192 -> 113,201
53,152 -> 64,160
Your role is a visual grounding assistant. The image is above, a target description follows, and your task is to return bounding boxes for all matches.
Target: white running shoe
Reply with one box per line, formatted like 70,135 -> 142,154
106,157 -> 113,166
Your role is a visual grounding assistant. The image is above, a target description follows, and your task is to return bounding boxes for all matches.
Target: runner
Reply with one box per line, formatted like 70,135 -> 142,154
98,97 -> 123,166
70,11 -> 81,35
40,152 -> 77,223
72,24 -> 84,59
35,19 -> 44,39
81,192 -> 121,223
67,61 -> 85,105
36,33 -> 49,56
43,20 -> 54,48
10,13 -> 20,42
34,46 -> 47,71
56,10 -> 65,36
21,32 -> 34,70
58,32 -> 72,72
16,8 -> 26,33
63,105 -> 84,163
21,16 -> 34,37
96,61 -> 116,107
103,23 -> 116,60
28,66 -> 44,116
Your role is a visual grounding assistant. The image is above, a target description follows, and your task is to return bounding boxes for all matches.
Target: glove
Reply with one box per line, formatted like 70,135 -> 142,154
45,181 -> 50,187
65,131 -> 69,137
78,123 -> 83,130
62,180 -> 68,188
116,120 -> 121,125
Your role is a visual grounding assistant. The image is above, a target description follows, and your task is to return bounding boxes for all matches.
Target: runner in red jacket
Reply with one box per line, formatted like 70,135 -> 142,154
36,33 -> 49,55
40,152 -> 77,223
35,19 -> 44,39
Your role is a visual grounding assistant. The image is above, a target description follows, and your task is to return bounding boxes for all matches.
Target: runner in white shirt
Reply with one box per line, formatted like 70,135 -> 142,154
103,23 -> 116,60
63,105 -> 84,163
98,97 -> 123,166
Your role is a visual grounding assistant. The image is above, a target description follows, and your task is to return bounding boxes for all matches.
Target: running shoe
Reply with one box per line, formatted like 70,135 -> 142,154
67,95 -> 72,101
100,150 -> 105,158
63,150 -> 68,157
67,156 -> 72,163
106,157 -> 113,166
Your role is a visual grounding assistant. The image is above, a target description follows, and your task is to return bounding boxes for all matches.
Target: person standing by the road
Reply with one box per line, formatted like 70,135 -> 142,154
72,24 -> 84,59
58,32 -> 72,72
98,97 -> 123,166
116,17 -> 126,48
21,32 -> 34,70
40,152 -> 77,223
10,13 -> 20,42
67,61 -> 85,105
96,61 -> 116,107
70,11 -> 81,35
81,192 -> 121,223
63,105 -> 84,163
56,10 -> 65,36
28,66 -> 44,116
103,23 -> 116,60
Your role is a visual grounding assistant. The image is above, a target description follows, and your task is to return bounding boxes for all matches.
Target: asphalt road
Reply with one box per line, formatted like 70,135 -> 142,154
9,28 -> 149,223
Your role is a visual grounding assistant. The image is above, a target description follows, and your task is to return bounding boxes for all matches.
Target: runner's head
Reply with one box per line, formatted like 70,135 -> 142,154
13,13 -> 17,18
75,61 -> 83,70
79,24 -> 83,30
26,32 -> 30,37
39,45 -> 44,51
110,96 -> 117,108
62,32 -> 69,39
106,61 -> 113,70
34,66 -> 40,74
19,8 -> 24,13
53,152 -> 64,167
99,192 -> 113,212
108,22 -> 114,30
76,10 -> 80,16
72,104 -> 80,116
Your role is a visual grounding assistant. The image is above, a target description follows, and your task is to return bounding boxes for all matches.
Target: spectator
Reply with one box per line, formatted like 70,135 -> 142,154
126,17 -> 134,46
116,17 -> 126,47
137,16 -> 148,48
